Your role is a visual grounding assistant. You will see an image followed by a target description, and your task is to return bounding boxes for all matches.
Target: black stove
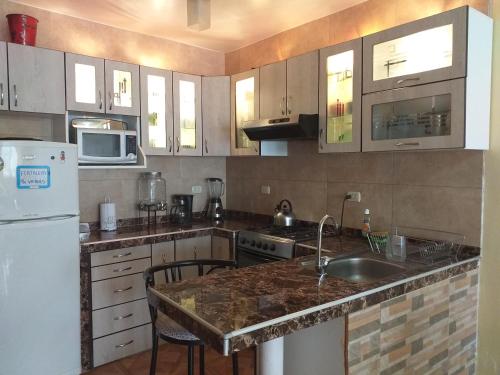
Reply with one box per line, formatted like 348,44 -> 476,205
236,224 -> 322,267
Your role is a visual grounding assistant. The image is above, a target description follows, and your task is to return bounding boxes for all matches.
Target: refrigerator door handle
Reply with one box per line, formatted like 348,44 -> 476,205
0,214 -> 78,225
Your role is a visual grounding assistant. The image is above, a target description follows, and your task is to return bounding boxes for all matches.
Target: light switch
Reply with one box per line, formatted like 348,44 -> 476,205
261,185 -> 271,195
192,185 -> 202,194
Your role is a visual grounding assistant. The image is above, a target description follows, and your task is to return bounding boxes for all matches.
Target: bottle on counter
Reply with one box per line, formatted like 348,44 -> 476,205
361,208 -> 371,237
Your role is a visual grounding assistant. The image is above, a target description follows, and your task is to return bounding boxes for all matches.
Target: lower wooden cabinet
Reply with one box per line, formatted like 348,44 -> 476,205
90,244 -> 152,368
212,236 -> 232,260
92,299 -> 151,339
175,236 -> 212,279
88,237 -> 216,368
93,323 -> 152,367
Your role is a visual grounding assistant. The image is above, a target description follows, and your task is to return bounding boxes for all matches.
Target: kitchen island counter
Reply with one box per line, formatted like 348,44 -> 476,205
148,247 -> 479,355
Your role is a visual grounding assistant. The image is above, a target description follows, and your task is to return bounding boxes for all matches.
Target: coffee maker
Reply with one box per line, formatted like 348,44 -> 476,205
207,178 -> 224,221
170,194 -> 193,224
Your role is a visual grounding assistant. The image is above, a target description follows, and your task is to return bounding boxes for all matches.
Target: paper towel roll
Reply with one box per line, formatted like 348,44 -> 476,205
100,197 -> 117,231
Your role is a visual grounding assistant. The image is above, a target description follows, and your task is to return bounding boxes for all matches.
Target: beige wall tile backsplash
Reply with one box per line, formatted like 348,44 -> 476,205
79,156 -> 226,223
226,142 -> 483,246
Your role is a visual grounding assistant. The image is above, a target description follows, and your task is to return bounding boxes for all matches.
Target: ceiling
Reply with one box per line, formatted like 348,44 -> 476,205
10,0 -> 366,52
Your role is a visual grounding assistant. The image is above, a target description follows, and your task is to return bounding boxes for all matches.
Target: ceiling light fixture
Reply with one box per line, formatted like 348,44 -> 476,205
187,0 -> 211,31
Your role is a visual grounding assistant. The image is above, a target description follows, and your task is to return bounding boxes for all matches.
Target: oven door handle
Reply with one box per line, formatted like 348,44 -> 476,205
237,248 -> 284,266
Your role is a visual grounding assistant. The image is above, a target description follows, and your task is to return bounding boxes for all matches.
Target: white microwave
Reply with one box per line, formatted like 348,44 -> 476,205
76,128 -> 137,164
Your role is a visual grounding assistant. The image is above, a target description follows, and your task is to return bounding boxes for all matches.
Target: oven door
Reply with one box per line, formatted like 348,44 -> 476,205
236,248 -> 285,268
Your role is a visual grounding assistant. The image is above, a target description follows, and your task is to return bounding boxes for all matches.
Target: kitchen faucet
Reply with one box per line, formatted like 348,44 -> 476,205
316,214 -> 337,275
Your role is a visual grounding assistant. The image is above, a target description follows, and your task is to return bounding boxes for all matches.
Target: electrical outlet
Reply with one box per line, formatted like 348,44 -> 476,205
192,185 -> 202,194
261,185 -> 271,195
347,191 -> 361,202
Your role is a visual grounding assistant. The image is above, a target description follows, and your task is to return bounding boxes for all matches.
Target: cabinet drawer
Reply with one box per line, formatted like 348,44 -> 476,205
92,299 -> 151,338
92,273 -> 146,310
91,258 -> 151,282
91,245 -> 151,267
93,323 -> 152,367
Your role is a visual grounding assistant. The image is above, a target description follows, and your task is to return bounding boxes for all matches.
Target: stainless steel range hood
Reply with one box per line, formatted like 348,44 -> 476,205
242,114 -> 319,141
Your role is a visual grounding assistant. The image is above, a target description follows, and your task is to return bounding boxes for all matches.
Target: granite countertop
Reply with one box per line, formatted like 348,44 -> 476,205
148,242 -> 480,355
80,216 -> 273,253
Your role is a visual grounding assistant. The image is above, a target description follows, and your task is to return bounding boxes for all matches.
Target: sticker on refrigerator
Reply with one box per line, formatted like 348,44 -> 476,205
16,166 -> 51,189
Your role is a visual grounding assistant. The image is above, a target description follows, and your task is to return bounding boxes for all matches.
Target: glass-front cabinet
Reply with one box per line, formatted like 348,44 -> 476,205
173,72 -> 202,156
230,69 -> 260,156
362,79 -> 465,151
362,7 -> 467,93
104,60 -> 140,116
66,53 -> 105,113
140,66 -> 173,155
319,39 -> 362,153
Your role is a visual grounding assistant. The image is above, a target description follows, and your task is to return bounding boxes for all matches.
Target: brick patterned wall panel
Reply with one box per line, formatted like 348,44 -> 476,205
348,269 -> 479,375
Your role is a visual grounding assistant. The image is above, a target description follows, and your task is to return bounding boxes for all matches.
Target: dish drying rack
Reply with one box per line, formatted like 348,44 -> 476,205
367,228 -> 465,264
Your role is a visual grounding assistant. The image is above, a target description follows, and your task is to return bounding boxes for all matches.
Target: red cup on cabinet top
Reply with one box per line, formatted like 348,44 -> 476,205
6,14 -> 39,46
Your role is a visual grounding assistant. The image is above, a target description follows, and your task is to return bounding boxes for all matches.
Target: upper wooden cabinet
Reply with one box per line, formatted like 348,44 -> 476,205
8,43 -> 65,114
363,7 -> 468,94
0,42 -> 8,111
260,61 -> 286,118
105,60 -> 140,116
259,51 -> 319,119
286,51 -> 319,115
202,76 -> 230,156
319,39 -> 362,153
66,53 -> 105,113
362,7 -> 492,151
173,72 -> 202,156
140,66 -> 174,155
230,69 -> 260,156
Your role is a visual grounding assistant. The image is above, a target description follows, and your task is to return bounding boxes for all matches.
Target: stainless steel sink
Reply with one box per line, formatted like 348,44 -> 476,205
323,257 -> 406,283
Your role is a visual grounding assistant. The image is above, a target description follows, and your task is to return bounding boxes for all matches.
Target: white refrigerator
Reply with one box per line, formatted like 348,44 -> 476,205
0,141 -> 81,375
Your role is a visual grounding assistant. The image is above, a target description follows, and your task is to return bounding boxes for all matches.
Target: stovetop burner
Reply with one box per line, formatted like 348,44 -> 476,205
251,224 -> 319,242
237,224 -> 329,260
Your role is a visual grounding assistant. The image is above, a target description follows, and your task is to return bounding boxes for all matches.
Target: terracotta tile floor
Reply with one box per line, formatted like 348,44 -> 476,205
87,343 -> 255,375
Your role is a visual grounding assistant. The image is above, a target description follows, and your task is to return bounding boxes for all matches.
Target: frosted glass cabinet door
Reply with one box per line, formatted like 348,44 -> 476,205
104,60 -> 140,116
363,7 -> 467,93
140,66 -> 173,155
0,42 -> 8,111
66,53 -> 105,113
172,72 -> 202,156
319,39 -> 362,153
230,69 -> 260,156
362,79 -> 465,151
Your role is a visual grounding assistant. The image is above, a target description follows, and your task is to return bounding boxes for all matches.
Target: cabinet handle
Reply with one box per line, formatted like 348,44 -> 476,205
319,128 -> 324,150
13,84 -> 18,107
168,136 -> 173,153
113,286 -> 133,293
112,252 -> 132,258
280,96 -> 285,115
98,89 -> 103,110
0,83 -> 3,106
113,266 -> 132,273
395,77 -> 420,85
113,313 -> 134,321
108,92 -> 113,110
395,142 -> 420,147
254,146 -> 258,153
205,139 -> 208,154
176,136 -> 180,153
115,340 -> 134,348
287,96 -> 292,114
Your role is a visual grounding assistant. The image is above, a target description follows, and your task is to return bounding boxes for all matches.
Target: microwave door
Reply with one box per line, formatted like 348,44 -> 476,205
78,131 -> 124,163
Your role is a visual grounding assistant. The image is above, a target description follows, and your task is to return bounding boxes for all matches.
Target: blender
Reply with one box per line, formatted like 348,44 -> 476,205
207,178 -> 225,221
